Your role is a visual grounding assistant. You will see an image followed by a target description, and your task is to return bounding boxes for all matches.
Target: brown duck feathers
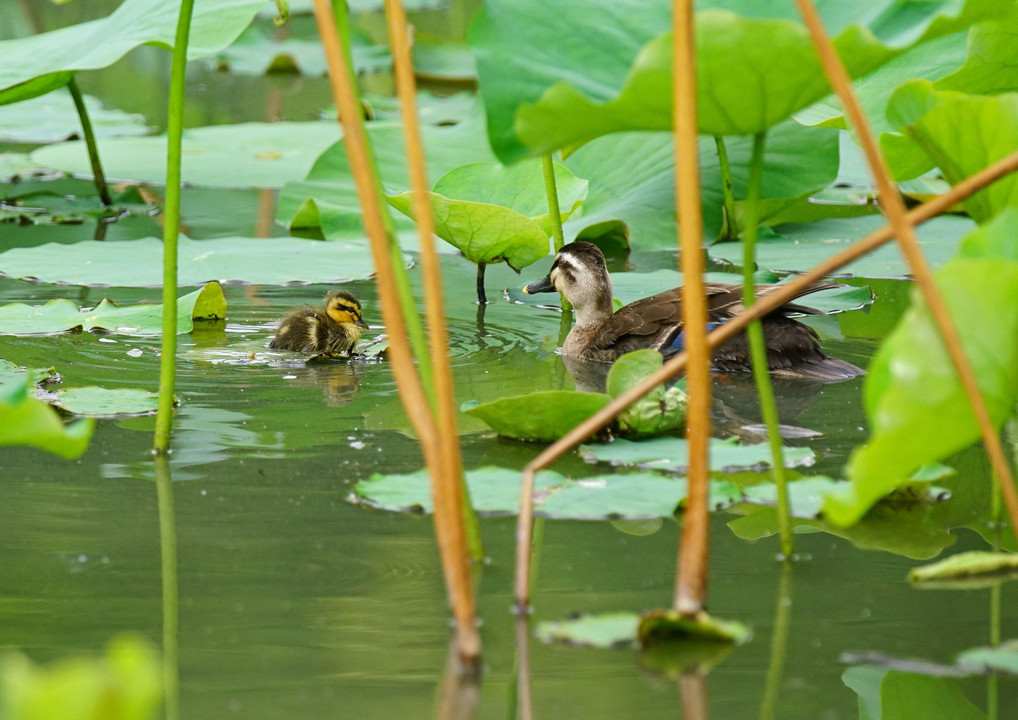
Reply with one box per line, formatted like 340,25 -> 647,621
524,241 -> 864,381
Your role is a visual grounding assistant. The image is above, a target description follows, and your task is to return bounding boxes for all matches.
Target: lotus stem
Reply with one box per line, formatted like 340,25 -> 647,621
714,135 -> 737,241
154,454 -> 180,720
793,0 -> 1018,545
384,0 -> 481,665
153,0 -> 195,454
511,149 -> 1018,607
759,563 -> 792,720
66,76 -> 112,207
741,131 -> 793,559
671,0 -> 711,618
541,154 -> 571,311
476,261 -> 487,305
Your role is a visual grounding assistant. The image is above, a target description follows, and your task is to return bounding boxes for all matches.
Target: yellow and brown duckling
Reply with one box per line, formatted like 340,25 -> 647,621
524,241 -> 864,381
270,290 -> 369,355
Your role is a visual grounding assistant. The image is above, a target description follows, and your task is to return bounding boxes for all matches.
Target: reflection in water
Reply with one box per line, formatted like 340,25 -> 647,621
513,616 -> 533,720
759,563 -> 792,720
291,361 -> 362,407
679,672 -> 709,720
435,639 -> 481,720
154,454 -> 180,720
561,353 -> 854,438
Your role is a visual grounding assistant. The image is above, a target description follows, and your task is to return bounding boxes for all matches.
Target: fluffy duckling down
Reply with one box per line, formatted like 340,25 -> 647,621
270,290 -> 369,355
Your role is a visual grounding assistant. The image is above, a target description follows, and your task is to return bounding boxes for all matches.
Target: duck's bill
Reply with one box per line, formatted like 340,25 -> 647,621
523,276 -> 556,294
357,317 -> 370,329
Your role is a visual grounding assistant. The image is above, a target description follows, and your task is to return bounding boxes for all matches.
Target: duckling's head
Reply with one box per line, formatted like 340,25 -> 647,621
523,241 -> 613,323
324,290 -> 369,330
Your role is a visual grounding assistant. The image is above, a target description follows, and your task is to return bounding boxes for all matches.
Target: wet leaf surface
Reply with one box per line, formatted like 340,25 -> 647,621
0,373 -> 93,458
0,282 -> 225,335
580,436 -> 815,472
53,386 -> 160,417
0,236 -> 392,286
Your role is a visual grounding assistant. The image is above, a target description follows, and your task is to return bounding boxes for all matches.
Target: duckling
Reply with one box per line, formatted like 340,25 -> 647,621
269,290 -> 369,355
523,241 -> 864,381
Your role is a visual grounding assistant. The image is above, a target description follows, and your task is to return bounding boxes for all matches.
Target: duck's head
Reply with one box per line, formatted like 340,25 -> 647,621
523,241 -> 613,320
324,290 -> 369,329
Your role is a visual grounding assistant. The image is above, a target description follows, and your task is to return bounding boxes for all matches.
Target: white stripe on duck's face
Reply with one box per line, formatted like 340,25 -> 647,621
549,251 -> 614,325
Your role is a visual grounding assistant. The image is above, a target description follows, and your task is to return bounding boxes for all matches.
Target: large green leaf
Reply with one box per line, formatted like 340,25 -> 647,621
0,235 -> 392,286
561,120 -> 839,247
709,213 -> 977,278
827,210 -> 1018,525
957,641 -> 1018,675
470,0 -> 1007,160
31,122 -> 340,189
884,83 -> 1018,219
387,160 -> 587,270
0,0 -> 265,104
606,350 -> 687,438
279,112 -> 497,239
0,283 -> 225,335
0,374 -> 93,459
880,672 -> 985,720
462,390 -> 611,442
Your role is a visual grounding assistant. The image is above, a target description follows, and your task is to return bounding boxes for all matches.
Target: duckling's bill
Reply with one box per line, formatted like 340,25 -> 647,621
523,276 -> 556,294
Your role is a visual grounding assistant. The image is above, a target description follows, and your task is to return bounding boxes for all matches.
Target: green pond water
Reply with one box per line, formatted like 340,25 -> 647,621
1,2 -> 1017,718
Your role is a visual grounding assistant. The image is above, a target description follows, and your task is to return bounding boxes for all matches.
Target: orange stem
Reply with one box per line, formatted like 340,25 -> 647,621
792,0 -> 1018,544
382,0 -> 481,666
512,149 -> 1018,608
672,0 -> 711,617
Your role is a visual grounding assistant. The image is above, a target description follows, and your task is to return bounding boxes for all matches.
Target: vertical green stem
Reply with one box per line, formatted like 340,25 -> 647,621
67,76 -> 112,207
541,154 -> 572,312
154,455 -> 179,720
714,136 -> 737,241
742,132 -> 792,558
153,0 -> 195,453
332,0 -> 435,405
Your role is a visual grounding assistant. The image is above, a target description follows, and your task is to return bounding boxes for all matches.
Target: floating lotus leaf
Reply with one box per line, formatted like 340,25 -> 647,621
535,613 -> 640,649
0,90 -> 148,144
0,235 -> 391,286
0,282 -> 225,336
31,122 -> 340,189
580,436 -> 815,472
207,25 -> 390,76
0,183 -> 154,225
52,387 -> 161,417
462,390 -> 610,443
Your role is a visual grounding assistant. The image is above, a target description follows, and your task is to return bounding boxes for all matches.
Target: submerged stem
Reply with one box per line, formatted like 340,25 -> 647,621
67,76 -> 112,207
154,455 -> 179,720
742,132 -> 793,558
153,0 -> 195,453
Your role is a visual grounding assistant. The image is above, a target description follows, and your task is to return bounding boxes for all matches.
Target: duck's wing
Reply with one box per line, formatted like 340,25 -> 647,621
588,288 -> 684,356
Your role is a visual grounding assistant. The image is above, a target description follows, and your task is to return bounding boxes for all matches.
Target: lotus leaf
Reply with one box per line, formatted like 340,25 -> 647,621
0,235 -> 392,286
0,0 -> 266,104
387,160 -> 588,270
31,122 -> 340,189
462,391 -> 610,443
0,282 -> 225,336
0,90 -> 147,144
580,436 -> 815,472
828,210 -> 1018,526
884,82 -> 1018,220
52,387 -> 161,417
535,613 -> 640,649
0,374 -> 93,458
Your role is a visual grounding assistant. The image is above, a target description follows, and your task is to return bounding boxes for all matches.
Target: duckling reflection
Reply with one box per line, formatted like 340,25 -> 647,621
287,362 -> 362,408
270,290 -> 368,356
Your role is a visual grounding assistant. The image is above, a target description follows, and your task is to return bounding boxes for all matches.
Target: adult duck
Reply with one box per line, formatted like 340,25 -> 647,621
523,241 -> 863,381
